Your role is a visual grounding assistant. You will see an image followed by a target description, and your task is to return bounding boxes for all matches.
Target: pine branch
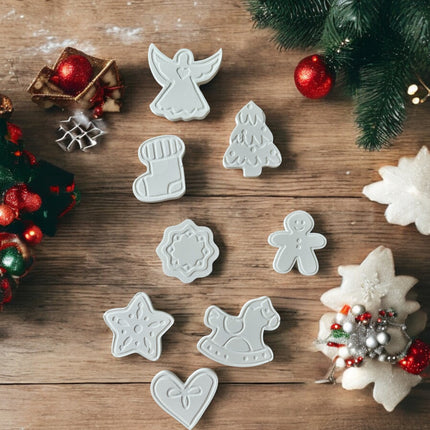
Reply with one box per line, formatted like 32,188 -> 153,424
355,51 -> 413,150
245,0 -> 331,49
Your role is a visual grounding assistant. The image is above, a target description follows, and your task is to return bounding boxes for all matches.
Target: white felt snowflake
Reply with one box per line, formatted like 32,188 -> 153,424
363,146 -> 430,235
316,246 -> 427,411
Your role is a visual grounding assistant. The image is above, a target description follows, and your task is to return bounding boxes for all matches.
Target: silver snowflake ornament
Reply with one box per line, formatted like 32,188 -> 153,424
56,112 -> 105,152
156,219 -> 219,283
103,292 -> 174,360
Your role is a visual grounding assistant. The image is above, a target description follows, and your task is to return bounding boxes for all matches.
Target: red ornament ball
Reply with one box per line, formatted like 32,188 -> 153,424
51,54 -> 93,95
0,204 -> 15,226
294,54 -> 334,99
399,339 -> 430,375
4,184 -> 42,213
23,223 -> 43,245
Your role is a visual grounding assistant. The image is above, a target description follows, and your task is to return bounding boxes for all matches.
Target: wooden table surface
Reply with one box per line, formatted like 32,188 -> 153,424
0,1 -> 429,429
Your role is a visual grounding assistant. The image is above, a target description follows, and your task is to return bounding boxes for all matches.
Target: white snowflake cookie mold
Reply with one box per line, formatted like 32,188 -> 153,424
103,292 -> 174,360
363,146 -> 430,235
133,135 -> 186,203
268,210 -> 327,276
197,296 -> 280,367
148,44 -> 222,121
156,219 -> 219,283
223,101 -> 282,177
151,368 -> 218,430
315,246 -> 430,411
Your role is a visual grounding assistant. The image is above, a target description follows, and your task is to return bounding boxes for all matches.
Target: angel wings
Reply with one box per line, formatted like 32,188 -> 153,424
148,44 -> 222,121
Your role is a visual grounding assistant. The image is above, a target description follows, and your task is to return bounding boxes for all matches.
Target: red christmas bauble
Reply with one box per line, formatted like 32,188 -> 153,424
4,184 -> 42,213
50,54 -> 93,95
294,54 -> 334,99
23,223 -> 43,246
0,204 -> 15,226
399,339 -> 430,375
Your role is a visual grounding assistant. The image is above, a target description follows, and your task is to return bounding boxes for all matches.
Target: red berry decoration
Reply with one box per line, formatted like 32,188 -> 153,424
294,54 -> 334,99
399,340 -> 430,375
23,223 -> 43,245
0,276 -> 14,305
50,54 -> 93,95
4,184 -> 42,213
6,122 -> 22,144
0,204 -> 15,226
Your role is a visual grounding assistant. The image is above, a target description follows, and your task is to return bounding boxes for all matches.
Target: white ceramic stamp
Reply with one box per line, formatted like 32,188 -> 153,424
133,135 -> 186,203
197,296 -> 280,367
151,368 -> 218,430
148,44 -> 222,121
363,146 -> 430,235
268,210 -> 327,276
103,292 -> 174,360
156,219 -> 219,283
223,101 -> 282,177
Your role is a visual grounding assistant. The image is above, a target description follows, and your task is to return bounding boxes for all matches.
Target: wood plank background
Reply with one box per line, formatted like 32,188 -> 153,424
0,1 -> 429,428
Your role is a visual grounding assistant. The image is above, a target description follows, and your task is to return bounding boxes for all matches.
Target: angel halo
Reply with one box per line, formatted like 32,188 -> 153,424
148,44 -> 222,121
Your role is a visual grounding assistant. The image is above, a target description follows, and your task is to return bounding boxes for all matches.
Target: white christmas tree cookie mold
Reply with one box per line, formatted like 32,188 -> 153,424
148,44 -> 222,121
268,210 -> 327,276
315,246 -> 430,412
223,101 -> 282,177
363,146 -> 430,235
151,368 -> 218,430
197,296 -> 280,367
133,135 -> 186,203
103,292 -> 174,360
156,219 -> 219,283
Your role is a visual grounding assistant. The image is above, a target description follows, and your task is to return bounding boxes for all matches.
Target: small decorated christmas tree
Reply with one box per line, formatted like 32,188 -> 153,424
223,101 -> 282,177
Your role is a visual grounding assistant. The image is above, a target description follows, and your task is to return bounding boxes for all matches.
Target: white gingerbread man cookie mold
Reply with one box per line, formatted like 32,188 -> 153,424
103,292 -> 174,360
223,101 -> 282,177
133,135 -> 186,203
156,219 -> 219,283
268,210 -> 327,276
148,44 -> 222,121
151,368 -> 218,430
197,296 -> 280,367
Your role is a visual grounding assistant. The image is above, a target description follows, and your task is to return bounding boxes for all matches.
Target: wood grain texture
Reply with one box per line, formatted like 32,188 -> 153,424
0,0 -> 429,429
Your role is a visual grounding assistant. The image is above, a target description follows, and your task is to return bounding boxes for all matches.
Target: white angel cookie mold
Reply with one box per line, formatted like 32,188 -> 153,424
268,210 -> 327,276
148,44 -> 222,121
151,368 -> 218,430
133,135 -> 186,203
197,296 -> 280,367
156,219 -> 219,283
315,246 -> 429,412
363,146 -> 430,235
103,292 -> 174,360
223,101 -> 282,177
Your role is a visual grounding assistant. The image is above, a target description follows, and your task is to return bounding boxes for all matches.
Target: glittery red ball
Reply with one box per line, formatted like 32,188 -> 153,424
51,54 -> 93,95
23,223 -> 43,245
294,55 -> 334,99
4,184 -> 42,213
0,204 -> 16,226
399,340 -> 430,375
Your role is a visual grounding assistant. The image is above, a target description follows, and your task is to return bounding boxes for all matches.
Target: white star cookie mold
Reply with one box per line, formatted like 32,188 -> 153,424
223,101 -> 282,177
156,219 -> 219,283
133,135 -> 186,203
148,44 -> 222,121
103,292 -> 174,360
151,368 -> 218,430
197,296 -> 280,367
268,210 -> 327,276
363,146 -> 430,235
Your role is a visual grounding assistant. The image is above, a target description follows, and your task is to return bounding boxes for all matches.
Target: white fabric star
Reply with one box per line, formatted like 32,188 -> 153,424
363,146 -> 430,235
104,292 -> 174,360
316,246 -> 426,411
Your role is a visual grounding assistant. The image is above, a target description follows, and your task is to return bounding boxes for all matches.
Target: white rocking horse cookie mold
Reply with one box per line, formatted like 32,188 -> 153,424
197,296 -> 281,367
148,44 -> 222,121
133,135 -> 186,203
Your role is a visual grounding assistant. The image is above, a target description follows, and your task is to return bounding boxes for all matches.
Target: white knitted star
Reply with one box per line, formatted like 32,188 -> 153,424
316,247 -> 426,411
104,292 -> 174,360
363,146 -> 430,235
